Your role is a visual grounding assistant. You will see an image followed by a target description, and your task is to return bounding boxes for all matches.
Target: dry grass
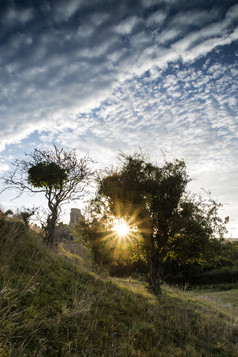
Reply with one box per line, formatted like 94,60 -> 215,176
0,217 -> 238,356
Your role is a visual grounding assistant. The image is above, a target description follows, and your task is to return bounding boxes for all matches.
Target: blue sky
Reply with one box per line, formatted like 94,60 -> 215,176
0,0 -> 237,236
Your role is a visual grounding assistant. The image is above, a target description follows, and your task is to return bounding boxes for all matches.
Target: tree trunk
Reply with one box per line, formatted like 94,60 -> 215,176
46,208 -> 58,246
150,256 -> 162,294
143,232 -> 162,294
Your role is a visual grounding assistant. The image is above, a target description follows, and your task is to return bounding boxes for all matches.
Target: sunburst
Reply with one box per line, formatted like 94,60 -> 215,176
112,218 -> 130,238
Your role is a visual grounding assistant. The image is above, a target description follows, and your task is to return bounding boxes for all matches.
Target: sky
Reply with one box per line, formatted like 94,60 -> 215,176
0,0 -> 237,237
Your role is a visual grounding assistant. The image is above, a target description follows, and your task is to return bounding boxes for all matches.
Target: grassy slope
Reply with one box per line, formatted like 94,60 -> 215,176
0,219 -> 238,357
193,288 -> 238,316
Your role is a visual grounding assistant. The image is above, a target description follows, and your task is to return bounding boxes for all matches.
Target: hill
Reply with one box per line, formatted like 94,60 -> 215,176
0,217 -> 237,356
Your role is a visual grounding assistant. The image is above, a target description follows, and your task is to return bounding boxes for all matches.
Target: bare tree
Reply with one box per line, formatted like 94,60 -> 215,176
2,145 -> 93,246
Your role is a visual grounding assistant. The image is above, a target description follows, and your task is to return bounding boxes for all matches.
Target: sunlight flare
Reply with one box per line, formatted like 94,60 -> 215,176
113,218 -> 130,238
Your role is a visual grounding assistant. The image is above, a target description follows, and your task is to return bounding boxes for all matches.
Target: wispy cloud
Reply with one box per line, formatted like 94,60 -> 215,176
0,0 -> 237,151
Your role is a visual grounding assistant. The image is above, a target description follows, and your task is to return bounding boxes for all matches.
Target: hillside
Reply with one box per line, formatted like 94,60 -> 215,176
0,218 -> 238,357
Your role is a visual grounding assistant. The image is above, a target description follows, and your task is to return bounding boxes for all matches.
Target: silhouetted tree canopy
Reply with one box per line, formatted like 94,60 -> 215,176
28,162 -> 68,189
87,152 -> 228,293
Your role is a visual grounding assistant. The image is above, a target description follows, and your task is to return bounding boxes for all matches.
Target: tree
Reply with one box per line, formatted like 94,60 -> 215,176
2,145 -> 92,246
90,152 -> 228,293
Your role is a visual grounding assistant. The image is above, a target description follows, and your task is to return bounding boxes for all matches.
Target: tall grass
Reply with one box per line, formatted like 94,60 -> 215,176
0,217 -> 238,356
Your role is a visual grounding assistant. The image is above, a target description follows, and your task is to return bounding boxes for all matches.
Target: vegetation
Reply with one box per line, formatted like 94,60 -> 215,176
0,215 -> 238,356
83,152 -> 229,293
16,207 -> 36,228
161,239 -> 238,287
1,146 -> 237,354
2,145 -> 92,245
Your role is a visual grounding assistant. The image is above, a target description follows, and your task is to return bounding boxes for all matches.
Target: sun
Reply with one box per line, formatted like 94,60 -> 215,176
113,218 -> 130,238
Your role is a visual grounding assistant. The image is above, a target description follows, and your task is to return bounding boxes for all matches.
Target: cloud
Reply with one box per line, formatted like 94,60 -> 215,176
33,55 -> 235,181
114,16 -> 142,35
0,163 -> 9,173
170,9 -> 220,28
146,10 -> 167,26
3,6 -> 33,26
53,0 -> 80,21
0,0 -> 237,153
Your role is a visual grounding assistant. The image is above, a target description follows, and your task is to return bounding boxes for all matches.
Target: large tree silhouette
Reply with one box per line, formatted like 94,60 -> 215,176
90,152 -> 228,293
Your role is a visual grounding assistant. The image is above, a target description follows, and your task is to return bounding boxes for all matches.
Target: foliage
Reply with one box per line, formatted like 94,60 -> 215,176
87,152 -> 228,293
2,145 -> 92,246
162,240 -> 238,286
16,207 -> 36,228
3,209 -> 14,217
28,162 -> 68,189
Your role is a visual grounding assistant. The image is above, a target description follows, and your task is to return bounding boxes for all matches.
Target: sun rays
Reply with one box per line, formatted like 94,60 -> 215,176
96,212 -> 139,259
93,201 -> 151,261
112,218 -> 130,238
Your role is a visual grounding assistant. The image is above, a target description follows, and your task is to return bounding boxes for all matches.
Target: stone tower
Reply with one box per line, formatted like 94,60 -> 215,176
69,208 -> 82,227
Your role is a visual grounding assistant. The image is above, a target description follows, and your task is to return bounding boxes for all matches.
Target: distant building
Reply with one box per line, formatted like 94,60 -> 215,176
69,208 -> 84,227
